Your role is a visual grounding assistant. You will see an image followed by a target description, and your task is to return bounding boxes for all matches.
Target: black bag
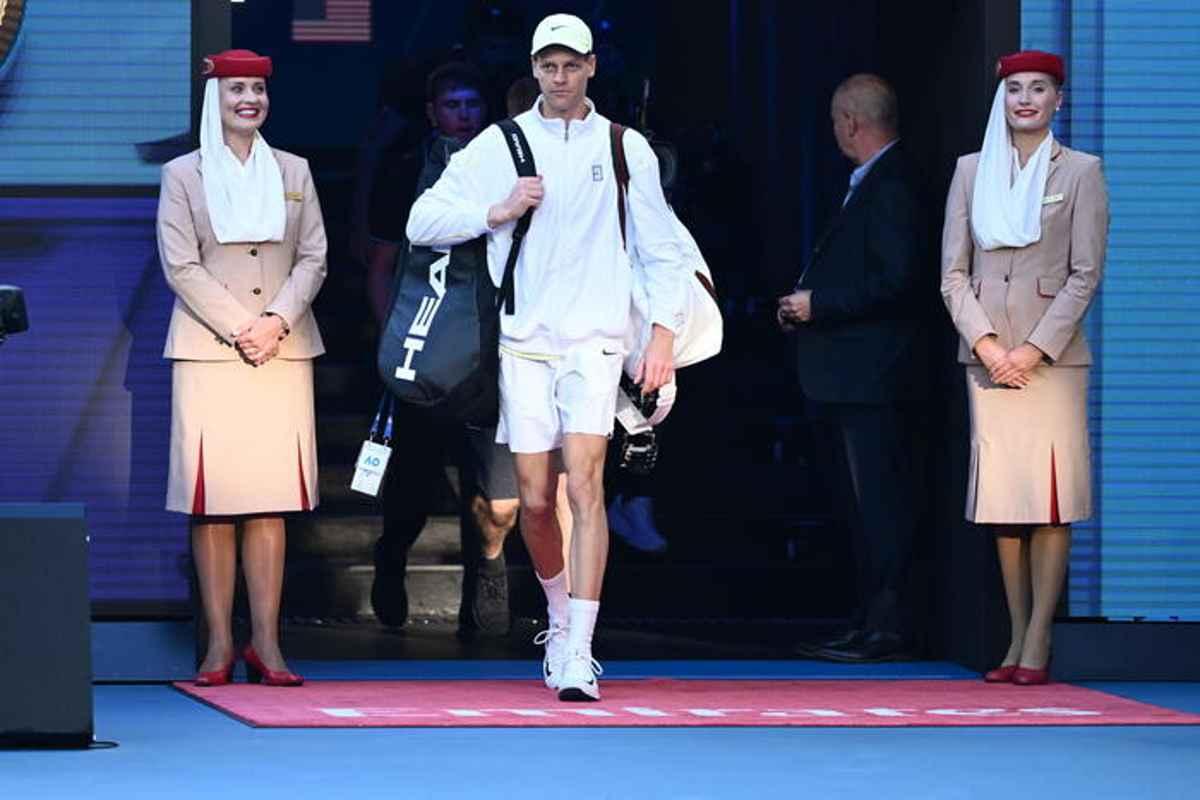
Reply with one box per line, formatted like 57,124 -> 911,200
377,119 -> 535,426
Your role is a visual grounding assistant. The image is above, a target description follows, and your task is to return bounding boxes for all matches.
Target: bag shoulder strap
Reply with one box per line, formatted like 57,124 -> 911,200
495,119 -> 536,314
610,125 -> 718,305
497,118 -> 537,177
610,122 -> 630,249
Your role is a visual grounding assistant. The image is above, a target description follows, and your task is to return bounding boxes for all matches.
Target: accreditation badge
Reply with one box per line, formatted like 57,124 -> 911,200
350,440 -> 392,497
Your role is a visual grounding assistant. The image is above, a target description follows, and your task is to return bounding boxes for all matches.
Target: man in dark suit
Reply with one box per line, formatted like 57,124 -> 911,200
778,74 -> 924,662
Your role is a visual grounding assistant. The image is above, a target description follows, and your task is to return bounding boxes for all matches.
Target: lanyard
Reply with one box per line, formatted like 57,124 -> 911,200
369,393 -> 395,445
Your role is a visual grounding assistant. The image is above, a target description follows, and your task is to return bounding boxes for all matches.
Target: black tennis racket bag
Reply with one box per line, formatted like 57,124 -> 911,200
377,119 -> 535,426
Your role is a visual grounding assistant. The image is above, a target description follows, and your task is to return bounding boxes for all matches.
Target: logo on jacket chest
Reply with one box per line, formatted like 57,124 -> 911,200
592,164 -> 603,182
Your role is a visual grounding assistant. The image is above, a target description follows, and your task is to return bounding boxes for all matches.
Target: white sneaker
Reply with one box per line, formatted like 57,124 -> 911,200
533,623 -> 569,689
556,650 -> 603,702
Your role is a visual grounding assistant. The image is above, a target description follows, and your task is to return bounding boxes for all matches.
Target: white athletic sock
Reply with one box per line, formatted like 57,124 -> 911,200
566,598 -> 600,656
537,569 -> 570,628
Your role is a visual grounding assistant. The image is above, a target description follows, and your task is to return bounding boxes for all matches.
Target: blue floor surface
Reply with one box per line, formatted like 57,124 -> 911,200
3,662 -> 1199,800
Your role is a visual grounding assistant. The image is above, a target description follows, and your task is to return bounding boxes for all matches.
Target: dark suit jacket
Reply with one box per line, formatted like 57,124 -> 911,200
793,144 -> 924,405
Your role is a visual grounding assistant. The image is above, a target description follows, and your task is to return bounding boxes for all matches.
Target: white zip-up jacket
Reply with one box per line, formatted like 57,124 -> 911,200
406,98 -> 686,356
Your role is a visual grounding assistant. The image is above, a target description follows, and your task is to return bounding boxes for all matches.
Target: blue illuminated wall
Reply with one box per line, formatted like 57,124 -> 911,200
0,0 -> 189,185
0,0 -> 190,606
1024,0 -> 1200,620
0,197 -> 187,604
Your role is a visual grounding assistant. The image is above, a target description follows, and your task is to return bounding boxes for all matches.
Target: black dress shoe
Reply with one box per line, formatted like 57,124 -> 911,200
811,631 -> 915,663
820,628 -> 866,650
793,628 -> 865,657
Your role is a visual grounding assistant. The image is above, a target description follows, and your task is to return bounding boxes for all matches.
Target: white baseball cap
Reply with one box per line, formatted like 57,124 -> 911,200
530,13 -> 593,57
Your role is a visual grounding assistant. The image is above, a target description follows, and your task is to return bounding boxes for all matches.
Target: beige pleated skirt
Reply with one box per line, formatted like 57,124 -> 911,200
167,358 -> 320,516
965,365 -> 1091,525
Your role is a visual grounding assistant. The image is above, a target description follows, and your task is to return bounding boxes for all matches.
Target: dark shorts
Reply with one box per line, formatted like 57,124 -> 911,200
382,404 -> 517,514
462,424 -> 518,502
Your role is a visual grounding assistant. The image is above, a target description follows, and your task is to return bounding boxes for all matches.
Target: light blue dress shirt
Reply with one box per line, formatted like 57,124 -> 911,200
795,139 -> 903,290
843,139 -> 899,207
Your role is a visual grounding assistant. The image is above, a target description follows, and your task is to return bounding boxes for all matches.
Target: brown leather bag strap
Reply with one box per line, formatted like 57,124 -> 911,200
610,122 -> 630,249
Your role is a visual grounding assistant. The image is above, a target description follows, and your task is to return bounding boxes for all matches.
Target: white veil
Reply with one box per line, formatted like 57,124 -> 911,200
198,78 -> 285,244
969,80 -> 1054,251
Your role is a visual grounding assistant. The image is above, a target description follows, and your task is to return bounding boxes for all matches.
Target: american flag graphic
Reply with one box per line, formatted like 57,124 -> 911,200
292,0 -> 372,43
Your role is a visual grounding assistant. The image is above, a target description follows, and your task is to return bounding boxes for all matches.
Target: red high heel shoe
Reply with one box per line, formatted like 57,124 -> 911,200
194,658 -> 235,687
242,645 -> 304,687
983,664 -> 1019,683
1012,655 -> 1052,686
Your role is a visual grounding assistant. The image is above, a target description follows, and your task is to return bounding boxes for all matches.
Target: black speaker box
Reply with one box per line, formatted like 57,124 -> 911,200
0,284 -> 29,336
0,504 -> 93,748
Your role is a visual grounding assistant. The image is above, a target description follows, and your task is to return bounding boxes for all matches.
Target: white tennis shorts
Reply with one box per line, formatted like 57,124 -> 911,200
496,345 -> 623,453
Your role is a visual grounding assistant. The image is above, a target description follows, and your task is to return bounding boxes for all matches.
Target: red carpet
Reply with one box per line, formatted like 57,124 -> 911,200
175,679 -> 1200,728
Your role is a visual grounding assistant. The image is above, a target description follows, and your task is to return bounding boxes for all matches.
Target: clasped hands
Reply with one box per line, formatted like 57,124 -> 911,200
235,314 -> 287,367
775,293 -> 1045,387
975,336 -> 1044,388
776,290 -> 812,331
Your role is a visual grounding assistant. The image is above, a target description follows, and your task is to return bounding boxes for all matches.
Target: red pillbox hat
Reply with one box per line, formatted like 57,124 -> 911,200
201,49 -> 273,79
996,50 -> 1065,85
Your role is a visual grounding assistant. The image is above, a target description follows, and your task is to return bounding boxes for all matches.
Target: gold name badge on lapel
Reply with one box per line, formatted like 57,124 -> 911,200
285,192 -> 304,202
1042,193 -> 1065,205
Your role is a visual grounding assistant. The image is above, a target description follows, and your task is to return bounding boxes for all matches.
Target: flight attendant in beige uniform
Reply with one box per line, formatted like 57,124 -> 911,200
941,51 -> 1108,685
158,50 -> 327,687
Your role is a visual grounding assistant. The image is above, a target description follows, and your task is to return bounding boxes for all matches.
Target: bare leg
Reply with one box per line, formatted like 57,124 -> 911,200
1022,524 -> 1071,669
191,518 -> 237,672
994,525 -> 1032,667
514,452 -> 564,580
471,496 -> 519,560
561,434 -> 609,600
241,515 -> 290,672
555,472 -> 572,591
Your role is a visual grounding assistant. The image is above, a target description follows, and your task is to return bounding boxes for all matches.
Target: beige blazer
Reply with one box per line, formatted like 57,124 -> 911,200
157,148 -> 327,360
940,143 -> 1108,365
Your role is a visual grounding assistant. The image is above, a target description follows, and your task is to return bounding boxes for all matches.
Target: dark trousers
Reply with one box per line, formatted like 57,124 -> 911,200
377,405 -> 480,568
808,401 -> 917,639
